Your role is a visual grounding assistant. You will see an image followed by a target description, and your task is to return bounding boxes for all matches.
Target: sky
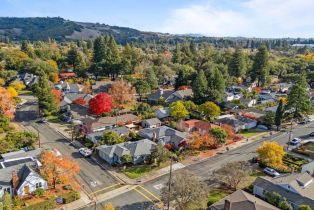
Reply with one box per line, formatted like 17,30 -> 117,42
1,0 -> 313,38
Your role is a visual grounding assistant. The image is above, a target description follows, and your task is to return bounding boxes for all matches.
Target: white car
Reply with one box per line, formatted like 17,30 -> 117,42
78,148 -> 92,157
263,167 -> 280,177
290,138 -> 301,146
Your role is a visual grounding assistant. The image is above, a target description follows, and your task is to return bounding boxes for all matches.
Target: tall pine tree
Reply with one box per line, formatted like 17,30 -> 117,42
252,45 -> 269,86
286,74 -> 312,119
208,68 -> 225,103
192,70 -> 208,103
229,47 -> 246,78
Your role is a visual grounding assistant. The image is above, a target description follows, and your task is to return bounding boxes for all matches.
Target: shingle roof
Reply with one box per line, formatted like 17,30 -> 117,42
97,139 -> 156,158
148,89 -> 174,101
254,176 -> 314,208
142,118 -> 161,126
211,189 -> 279,210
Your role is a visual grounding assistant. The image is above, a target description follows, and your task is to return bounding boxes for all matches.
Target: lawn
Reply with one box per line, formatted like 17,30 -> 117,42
304,142 -> 314,152
240,130 -> 265,139
123,162 -> 168,179
123,165 -> 153,179
46,115 -> 61,123
207,188 -> 229,206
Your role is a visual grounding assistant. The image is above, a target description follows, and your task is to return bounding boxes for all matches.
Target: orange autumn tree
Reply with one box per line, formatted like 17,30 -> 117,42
0,87 -> 15,119
52,89 -> 62,104
109,79 -> 136,109
40,150 -> 80,189
188,132 -> 215,150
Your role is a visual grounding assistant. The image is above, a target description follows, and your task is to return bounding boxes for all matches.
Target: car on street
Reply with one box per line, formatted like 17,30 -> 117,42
289,138 -> 302,145
309,132 -> 314,137
78,147 -> 92,157
36,118 -> 47,123
263,167 -> 280,177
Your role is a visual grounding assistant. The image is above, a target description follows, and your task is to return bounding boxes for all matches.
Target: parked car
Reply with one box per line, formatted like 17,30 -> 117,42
36,118 -> 47,123
309,132 -> 314,137
263,167 -> 280,177
250,157 -> 259,164
79,148 -> 92,157
299,118 -> 310,124
289,138 -> 302,145
257,125 -> 269,130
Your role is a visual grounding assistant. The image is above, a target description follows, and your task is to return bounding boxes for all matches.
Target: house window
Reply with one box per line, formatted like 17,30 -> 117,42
35,182 -> 42,188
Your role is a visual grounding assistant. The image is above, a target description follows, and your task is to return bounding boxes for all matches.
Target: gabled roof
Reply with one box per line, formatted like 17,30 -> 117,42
142,118 -> 161,126
97,139 -> 156,159
254,175 -> 314,208
148,89 -> 174,101
173,89 -> 193,99
211,189 -> 279,210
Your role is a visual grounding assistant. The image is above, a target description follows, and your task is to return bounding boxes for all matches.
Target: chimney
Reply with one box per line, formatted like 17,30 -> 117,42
12,170 -> 19,195
224,199 -> 232,210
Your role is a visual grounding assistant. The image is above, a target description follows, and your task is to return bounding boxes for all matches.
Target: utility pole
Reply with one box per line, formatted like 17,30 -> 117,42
167,157 -> 173,210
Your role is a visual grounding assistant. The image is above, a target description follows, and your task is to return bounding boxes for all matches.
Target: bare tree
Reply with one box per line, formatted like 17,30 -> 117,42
161,171 -> 208,210
212,161 -> 251,190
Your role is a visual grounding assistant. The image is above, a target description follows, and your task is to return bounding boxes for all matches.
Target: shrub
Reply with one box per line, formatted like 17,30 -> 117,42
62,191 -> 80,204
21,198 -> 55,210
33,188 -> 44,197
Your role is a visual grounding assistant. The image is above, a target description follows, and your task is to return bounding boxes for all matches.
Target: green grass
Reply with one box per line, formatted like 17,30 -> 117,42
240,130 -> 264,138
304,142 -> 314,152
46,115 -> 61,123
207,189 -> 229,206
123,165 -> 153,179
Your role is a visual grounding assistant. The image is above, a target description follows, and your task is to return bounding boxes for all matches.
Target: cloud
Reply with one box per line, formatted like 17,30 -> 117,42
157,0 -> 314,38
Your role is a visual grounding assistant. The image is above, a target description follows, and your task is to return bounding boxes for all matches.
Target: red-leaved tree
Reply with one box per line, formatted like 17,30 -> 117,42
52,89 -> 62,104
89,93 -> 112,115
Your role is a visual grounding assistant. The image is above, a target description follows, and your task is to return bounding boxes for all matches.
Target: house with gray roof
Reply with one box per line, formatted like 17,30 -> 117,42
148,89 -> 193,104
156,107 -> 170,120
86,127 -> 130,144
0,150 -> 47,198
138,126 -> 188,150
97,139 -> 156,165
141,118 -> 161,128
210,189 -> 279,210
253,173 -> 314,210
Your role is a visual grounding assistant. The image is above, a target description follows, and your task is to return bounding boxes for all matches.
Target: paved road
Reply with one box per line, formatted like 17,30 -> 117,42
15,94 -> 119,195
82,122 -> 314,210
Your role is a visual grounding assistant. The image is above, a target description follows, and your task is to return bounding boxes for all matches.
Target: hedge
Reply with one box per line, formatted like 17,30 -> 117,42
61,191 -> 80,204
21,198 -> 55,210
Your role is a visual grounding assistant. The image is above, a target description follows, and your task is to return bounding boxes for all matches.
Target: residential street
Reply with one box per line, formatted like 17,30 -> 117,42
15,94 -> 314,210
81,122 -> 314,210
15,94 -> 120,196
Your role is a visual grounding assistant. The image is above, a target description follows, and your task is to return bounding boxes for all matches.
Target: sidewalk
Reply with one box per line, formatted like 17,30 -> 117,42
55,190 -> 91,210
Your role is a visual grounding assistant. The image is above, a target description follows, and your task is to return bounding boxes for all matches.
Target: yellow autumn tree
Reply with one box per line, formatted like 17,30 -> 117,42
10,80 -> 26,91
7,87 -> 18,98
104,202 -> 115,210
256,141 -> 285,166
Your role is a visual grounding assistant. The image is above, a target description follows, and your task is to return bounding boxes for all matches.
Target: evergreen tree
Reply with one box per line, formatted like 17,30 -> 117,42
252,45 -> 269,86
172,43 -> 182,64
106,36 -> 121,78
67,45 -> 85,71
286,74 -> 312,119
175,65 -> 195,89
192,70 -> 208,103
21,40 -> 35,58
145,68 -> 158,89
275,99 -> 284,131
229,47 -> 246,78
35,74 -> 58,116
93,36 -> 106,63
208,68 -> 225,103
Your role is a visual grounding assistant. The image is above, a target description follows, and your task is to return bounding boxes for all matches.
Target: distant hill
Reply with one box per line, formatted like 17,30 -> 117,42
0,17 -> 180,44
0,17 -> 313,48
